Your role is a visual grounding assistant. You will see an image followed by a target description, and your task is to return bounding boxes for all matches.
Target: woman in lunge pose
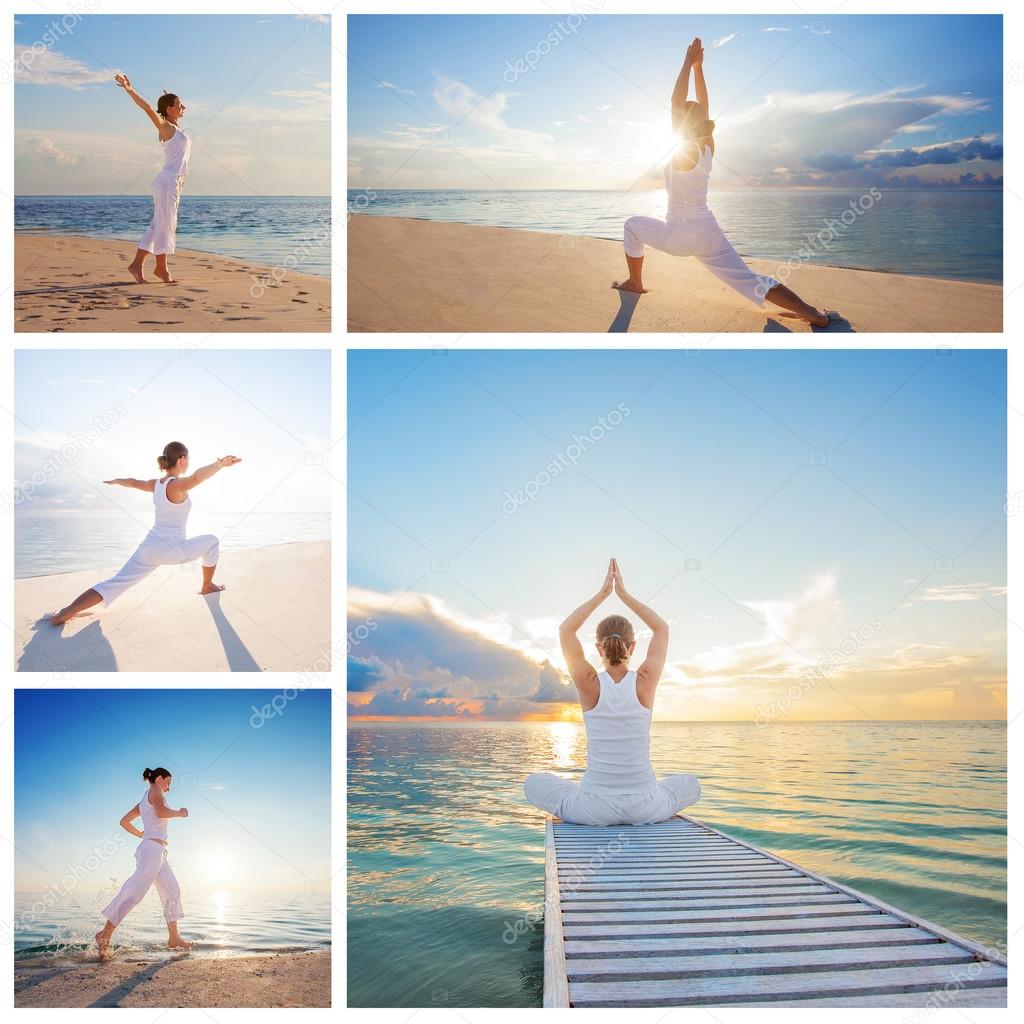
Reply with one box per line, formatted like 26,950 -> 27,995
96,767 -> 191,959
524,558 -> 702,826
50,442 -> 241,626
115,73 -> 191,284
614,38 -> 842,328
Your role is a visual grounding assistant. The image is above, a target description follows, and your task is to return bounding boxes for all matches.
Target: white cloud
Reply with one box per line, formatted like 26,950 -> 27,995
377,80 -> 417,96
917,583 -> 1007,603
14,46 -> 111,89
713,33 -> 738,48
762,27 -> 791,32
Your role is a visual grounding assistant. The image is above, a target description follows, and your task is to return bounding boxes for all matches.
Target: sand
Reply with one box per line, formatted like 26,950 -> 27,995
348,215 -> 1001,334
15,540 -> 330,673
14,949 -> 330,1008
15,234 -> 330,332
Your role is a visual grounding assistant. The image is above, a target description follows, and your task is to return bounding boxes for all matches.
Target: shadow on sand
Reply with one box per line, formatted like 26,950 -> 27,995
17,616 -> 118,673
87,960 -> 180,1007
205,592 -> 261,671
608,289 -> 642,332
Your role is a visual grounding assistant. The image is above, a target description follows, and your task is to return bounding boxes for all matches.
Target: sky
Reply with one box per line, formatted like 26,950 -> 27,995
13,349 -> 331,518
14,13 -> 330,195
348,349 -> 1007,723
348,13 -> 1003,190
15,689 -> 331,893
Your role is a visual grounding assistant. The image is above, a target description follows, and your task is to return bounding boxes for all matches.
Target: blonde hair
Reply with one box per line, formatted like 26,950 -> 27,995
596,615 -> 635,666
676,99 -> 715,142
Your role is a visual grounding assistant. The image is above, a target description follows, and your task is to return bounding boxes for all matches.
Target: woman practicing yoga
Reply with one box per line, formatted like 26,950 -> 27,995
114,73 -> 191,284
614,38 -> 841,329
524,558 -> 701,826
96,767 -> 190,959
50,443 -> 241,626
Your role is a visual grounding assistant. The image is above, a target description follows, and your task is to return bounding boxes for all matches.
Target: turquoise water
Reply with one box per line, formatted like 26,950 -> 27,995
347,188 -> 1001,283
347,720 -> 1006,1008
15,196 -> 331,276
15,509 -> 330,578
14,890 -> 330,963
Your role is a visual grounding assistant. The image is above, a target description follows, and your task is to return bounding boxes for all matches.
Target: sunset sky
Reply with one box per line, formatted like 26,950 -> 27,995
15,13 -> 330,195
348,13 -> 1002,190
13,349 -> 330,519
348,349 -> 1007,723
15,689 -> 330,893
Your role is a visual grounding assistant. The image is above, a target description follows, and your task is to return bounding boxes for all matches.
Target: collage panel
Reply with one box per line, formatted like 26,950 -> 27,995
13,687 -> 331,1007
13,11 -> 331,333
348,11 -> 1001,334
12,347 -> 331,674
346,347 -> 1008,1008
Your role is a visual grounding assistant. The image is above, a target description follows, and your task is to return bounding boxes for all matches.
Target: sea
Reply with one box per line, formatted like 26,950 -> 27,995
15,196 -> 332,276
347,188 -> 1002,284
14,509 -> 330,579
13,890 -> 330,964
347,719 -> 1006,1008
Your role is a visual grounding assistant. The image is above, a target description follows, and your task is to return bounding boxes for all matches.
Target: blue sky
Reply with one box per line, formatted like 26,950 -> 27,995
14,349 -> 331,515
15,14 -> 330,194
348,349 -> 1007,722
15,689 -> 330,892
349,14 -> 1002,190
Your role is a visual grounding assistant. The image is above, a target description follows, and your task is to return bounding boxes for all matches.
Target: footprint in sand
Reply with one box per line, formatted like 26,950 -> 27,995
137,320 -> 185,325
291,298 -> 309,304
298,290 -> 310,295
225,316 -> 261,321
185,288 -> 209,293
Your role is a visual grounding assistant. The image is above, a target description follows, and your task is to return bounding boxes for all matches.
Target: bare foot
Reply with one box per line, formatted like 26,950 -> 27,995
128,262 -> 147,284
199,583 -> 225,595
167,936 -> 193,951
154,270 -> 176,284
808,310 -> 829,328
612,280 -> 649,294
95,931 -> 113,961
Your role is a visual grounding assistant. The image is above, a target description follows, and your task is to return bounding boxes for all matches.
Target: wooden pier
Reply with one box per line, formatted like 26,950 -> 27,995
543,815 -> 1006,1008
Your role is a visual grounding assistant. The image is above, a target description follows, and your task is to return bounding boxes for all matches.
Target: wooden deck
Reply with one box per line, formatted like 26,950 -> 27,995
543,815 -> 1007,1008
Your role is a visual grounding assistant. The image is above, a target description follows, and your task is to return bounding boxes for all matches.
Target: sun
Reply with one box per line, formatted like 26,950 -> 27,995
203,850 -> 234,887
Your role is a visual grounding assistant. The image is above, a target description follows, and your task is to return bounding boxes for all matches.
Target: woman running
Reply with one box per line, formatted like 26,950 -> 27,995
614,38 -> 842,328
96,767 -> 190,960
50,443 -> 241,626
524,558 -> 702,826
114,73 -> 191,284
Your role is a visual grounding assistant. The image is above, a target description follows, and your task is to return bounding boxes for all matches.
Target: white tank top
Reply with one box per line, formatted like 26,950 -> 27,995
665,143 -> 712,218
580,670 -> 658,794
157,123 -> 190,179
139,785 -> 168,841
151,477 -> 191,535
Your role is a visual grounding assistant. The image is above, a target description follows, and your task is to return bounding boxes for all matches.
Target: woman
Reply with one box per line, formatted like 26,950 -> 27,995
50,443 -> 241,626
524,558 -> 701,826
96,767 -> 190,959
614,38 -> 842,329
114,73 -> 191,284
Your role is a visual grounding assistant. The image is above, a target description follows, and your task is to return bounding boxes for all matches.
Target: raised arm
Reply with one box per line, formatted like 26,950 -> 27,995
114,73 -> 170,137
692,39 -> 708,115
559,559 -> 615,690
612,561 -> 669,697
104,477 -> 156,492
148,788 -> 188,820
119,803 -> 144,838
671,38 -> 703,130
168,455 -> 241,498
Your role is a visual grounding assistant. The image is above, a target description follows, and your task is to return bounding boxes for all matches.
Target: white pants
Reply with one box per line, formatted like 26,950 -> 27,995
101,839 -> 183,926
93,531 -> 219,605
138,174 -> 184,255
525,771 -> 702,826
623,212 -> 779,307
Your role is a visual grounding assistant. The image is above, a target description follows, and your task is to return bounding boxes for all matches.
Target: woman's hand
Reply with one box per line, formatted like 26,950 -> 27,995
216,455 -> 242,468
598,558 -> 615,598
690,37 -> 704,66
611,557 -> 628,596
178,807 -> 189,818
114,73 -> 132,90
